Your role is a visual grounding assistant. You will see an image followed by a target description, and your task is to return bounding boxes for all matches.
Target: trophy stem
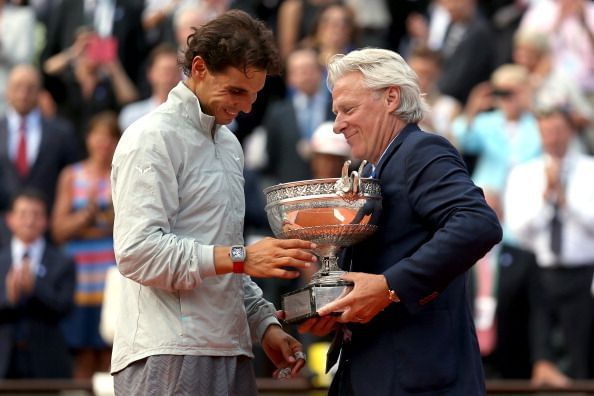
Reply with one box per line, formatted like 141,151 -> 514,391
310,255 -> 353,286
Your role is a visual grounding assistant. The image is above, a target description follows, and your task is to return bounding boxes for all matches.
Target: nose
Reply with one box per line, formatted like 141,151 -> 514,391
333,114 -> 347,135
239,94 -> 257,114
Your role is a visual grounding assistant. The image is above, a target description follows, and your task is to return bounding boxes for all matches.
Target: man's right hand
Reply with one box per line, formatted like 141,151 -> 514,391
215,238 -> 317,279
245,238 -> 317,279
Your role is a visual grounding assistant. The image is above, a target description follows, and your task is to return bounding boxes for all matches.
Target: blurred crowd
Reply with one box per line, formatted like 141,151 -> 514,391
0,0 -> 594,389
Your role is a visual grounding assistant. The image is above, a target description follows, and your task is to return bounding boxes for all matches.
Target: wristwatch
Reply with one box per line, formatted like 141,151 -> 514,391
387,288 -> 400,303
229,245 -> 246,274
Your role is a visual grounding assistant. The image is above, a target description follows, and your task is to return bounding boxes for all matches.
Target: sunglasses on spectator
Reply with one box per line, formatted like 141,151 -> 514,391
492,89 -> 515,98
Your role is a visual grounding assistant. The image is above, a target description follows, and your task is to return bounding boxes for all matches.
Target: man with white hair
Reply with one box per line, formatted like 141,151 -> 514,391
298,48 -> 502,395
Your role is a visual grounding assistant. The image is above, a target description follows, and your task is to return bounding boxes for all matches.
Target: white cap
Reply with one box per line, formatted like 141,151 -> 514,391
310,121 -> 351,157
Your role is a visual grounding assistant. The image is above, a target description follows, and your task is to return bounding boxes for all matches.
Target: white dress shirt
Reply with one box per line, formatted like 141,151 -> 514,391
505,152 -> 594,267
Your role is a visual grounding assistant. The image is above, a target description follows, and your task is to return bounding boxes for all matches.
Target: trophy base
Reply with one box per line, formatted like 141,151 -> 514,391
281,281 -> 353,325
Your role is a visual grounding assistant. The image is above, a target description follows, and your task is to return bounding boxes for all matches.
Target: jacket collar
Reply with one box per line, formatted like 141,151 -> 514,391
373,123 -> 419,179
169,81 -> 220,139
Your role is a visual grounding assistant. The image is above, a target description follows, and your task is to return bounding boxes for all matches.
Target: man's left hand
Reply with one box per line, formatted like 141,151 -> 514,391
261,324 -> 306,379
317,272 -> 393,324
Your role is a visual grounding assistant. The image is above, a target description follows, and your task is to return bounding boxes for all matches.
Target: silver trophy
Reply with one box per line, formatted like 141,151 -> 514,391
264,161 -> 382,324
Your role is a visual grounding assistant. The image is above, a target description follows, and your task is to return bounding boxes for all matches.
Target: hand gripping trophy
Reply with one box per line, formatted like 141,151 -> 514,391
264,161 -> 382,324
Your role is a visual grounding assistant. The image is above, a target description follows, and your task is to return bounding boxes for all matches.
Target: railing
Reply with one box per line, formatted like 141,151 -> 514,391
1,379 -> 594,395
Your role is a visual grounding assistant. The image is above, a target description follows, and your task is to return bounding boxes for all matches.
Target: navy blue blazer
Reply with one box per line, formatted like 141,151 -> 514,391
0,243 -> 75,378
339,124 -> 502,395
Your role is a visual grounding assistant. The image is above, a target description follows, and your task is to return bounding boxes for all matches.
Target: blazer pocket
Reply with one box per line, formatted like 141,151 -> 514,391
394,310 -> 457,392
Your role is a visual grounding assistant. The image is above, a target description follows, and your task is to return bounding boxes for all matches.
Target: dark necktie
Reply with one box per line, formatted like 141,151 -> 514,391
15,118 -> 28,178
550,202 -> 562,258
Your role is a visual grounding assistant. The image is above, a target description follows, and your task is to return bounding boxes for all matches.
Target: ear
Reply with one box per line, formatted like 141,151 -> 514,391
385,86 -> 400,113
191,56 -> 208,80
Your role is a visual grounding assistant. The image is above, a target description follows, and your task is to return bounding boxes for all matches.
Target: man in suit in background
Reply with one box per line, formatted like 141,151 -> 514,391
299,48 -> 502,395
505,106 -> 594,382
0,189 -> 75,378
0,65 -> 81,247
263,47 -> 334,184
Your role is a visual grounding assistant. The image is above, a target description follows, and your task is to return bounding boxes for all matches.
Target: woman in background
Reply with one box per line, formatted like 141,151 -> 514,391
51,111 -> 120,379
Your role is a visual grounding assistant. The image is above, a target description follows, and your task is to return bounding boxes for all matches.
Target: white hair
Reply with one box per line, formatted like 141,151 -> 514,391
327,48 -> 428,123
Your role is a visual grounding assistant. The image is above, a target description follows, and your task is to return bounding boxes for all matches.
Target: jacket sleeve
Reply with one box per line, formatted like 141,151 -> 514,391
111,128 -> 216,291
383,135 -> 502,314
242,276 -> 280,343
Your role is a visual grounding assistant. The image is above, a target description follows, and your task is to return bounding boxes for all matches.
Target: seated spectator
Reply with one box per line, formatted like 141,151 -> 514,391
51,111 -> 120,380
0,188 -> 75,379
118,43 -> 181,131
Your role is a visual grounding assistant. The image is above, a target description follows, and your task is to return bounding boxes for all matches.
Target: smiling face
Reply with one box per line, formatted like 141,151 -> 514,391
7,196 -> 47,244
332,72 -> 402,164
188,57 -> 266,125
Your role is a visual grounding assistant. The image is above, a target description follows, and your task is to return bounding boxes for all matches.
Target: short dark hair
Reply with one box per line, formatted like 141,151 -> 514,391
86,110 -> 121,140
182,9 -> 281,77
148,43 -> 179,69
9,188 -> 49,215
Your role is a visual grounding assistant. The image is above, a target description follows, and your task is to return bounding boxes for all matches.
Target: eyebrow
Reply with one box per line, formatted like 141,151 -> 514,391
227,85 -> 249,94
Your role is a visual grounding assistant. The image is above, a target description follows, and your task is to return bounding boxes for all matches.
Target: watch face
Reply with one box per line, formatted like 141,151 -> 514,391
230,246 -> 245,261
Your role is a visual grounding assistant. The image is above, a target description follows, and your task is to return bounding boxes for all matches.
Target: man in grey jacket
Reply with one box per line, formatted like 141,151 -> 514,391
110,10 -> 317,395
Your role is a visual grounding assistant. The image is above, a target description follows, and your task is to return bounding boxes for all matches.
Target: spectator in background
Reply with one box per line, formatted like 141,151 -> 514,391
0,65 -> 81,247
142,0 -> 230,49
0,0 -> 36,116
343,0 -> 390,48
520,0 -> 594,153
512,29 -> 593,151
41,0 -> 146,94
173,4 -> 220,54
0,189 -> 75,379
437,0 -> 496,104
407,45 -> 461,142
51,111 -> 120,379
263,47 -> 333,184
42,28 -> 138,148
276,0 -> 338,61
301,3 -> 359,68
118,43 -> 180,131
505,106 -> 594,383
452,63 -> 541,197
309,121 -> 351,180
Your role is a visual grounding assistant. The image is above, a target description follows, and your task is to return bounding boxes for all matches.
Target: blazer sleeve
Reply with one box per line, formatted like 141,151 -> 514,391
383,134 -> 502,314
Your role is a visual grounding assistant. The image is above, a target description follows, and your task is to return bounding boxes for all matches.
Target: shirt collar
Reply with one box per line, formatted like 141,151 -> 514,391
6,107 -> 41,132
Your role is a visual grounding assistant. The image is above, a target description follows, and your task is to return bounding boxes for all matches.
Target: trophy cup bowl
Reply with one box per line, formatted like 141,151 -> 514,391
264,161 -> 382,324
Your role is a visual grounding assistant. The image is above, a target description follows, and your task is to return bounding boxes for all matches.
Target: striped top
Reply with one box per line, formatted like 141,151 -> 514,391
65,162 -> 116,306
